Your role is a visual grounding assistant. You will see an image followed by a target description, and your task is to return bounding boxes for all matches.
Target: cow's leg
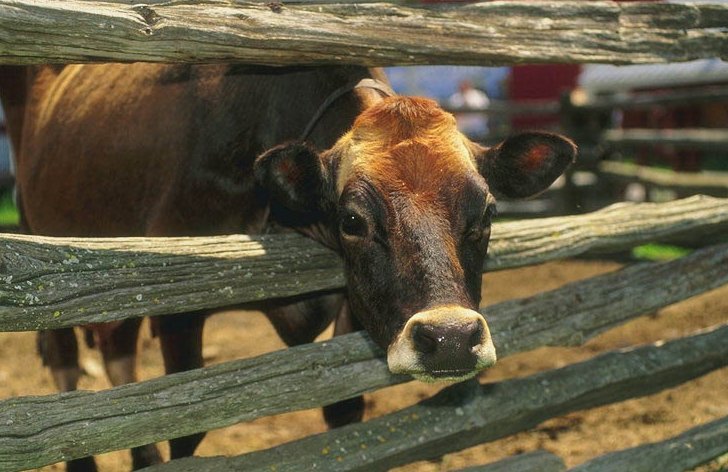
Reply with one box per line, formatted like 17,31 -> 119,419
37,329 -> 97,472
322,302 -> 366,429
96,318 -> 163,469
157,312 -> 206,459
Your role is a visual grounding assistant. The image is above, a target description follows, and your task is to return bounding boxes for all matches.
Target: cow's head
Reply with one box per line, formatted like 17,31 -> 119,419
256,97 -> 575,382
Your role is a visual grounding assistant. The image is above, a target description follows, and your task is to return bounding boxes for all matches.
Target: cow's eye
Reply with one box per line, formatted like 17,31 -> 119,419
467,225 -> 491,243
340,211 -> 368,238
466,205 -> 496,244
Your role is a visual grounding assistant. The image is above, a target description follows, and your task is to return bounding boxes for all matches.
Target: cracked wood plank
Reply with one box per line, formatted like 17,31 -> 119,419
457,450 -> 565,472
1,242 -> 726,470
1,195 -> 727,331
571,416 -> 728,472
603,129 -> 728,151
599,162 -> 728,198
142,324 -> 728,471
0,1 -> 726,66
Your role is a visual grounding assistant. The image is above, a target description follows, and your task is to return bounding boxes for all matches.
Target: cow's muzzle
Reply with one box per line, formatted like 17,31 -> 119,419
387,305 -> 497,382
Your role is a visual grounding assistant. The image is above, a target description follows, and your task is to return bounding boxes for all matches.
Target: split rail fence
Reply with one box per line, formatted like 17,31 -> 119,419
1,1 -> 728,471
563,87 -> 728,202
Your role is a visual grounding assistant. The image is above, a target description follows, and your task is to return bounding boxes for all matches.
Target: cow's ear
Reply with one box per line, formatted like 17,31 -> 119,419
476,132 -> 576,199
254,142 -> 331,222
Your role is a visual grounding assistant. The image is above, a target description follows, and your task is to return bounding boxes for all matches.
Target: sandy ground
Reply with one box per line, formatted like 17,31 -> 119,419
1,259 -> 726,471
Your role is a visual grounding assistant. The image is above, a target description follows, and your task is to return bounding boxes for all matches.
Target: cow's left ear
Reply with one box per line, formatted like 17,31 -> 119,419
476,132 -> 576,199
254,142 -> 331,223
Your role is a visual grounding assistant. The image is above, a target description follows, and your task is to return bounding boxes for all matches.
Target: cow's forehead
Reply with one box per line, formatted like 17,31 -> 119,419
334,96 -> 478,196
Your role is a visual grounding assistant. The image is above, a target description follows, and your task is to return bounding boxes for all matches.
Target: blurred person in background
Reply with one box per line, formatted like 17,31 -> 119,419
448,79 -> 490,140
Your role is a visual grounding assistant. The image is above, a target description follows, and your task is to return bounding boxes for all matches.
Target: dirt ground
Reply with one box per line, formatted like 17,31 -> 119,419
1,259 -> 726,471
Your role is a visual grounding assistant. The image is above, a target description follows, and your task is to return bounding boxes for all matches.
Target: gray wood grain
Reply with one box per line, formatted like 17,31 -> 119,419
1,242 -> 726,470
599,162 -> 728,198
603,129 -> 728,151
141,323 -> 728,471
570,416 -> 728,472
457,450 -> 565,472
2,195 -> 726,332
0,1 -> 726,66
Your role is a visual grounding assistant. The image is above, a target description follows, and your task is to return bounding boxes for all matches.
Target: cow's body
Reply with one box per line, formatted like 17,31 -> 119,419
8,64 -> 385,236
1,63 -> 384,471
0,64 -> 575,471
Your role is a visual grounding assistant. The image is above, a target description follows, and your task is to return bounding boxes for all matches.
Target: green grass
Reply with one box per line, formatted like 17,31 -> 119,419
0,192 -> 19,226
631,243 -> 691,262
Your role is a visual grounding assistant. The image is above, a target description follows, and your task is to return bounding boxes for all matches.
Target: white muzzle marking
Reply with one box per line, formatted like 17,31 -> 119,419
387,305 -> 497,383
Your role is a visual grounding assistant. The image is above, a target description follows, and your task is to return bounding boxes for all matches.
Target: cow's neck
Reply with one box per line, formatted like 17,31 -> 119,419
0,65 -> 64,159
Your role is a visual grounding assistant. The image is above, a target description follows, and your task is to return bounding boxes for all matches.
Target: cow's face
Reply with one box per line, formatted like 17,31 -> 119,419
256,97 -> 575,382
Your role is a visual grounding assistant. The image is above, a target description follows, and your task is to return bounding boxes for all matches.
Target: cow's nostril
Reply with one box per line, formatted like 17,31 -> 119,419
412,323 -> 439,354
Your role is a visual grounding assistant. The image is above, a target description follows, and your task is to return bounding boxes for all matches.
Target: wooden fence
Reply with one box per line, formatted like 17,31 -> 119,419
1,1 -> 727,66
1,196 -> 727,470
560,86 -> 728,202
1,1 -> 728,471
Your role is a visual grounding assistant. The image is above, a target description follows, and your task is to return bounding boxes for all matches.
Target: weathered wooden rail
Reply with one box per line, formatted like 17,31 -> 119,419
599,161 -> 728,199
141,324 -> 728,471
577,86 -> 728,111
469,450 -> 566,472
1,1 -> 727,66
557,79 -> 728,208
2,237 -> 727,470
2,2 -> 728,470
2,195 -> 726,331
572,416 -> 728,472
603,129 -> 728,151
3,198 -> 727,470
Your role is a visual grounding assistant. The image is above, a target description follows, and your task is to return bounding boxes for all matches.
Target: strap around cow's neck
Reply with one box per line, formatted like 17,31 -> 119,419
299,77 -> 395,142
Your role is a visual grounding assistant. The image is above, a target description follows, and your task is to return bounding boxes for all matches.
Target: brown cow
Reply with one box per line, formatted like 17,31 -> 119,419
0,64 -> 575,471
257,96 -> 575,380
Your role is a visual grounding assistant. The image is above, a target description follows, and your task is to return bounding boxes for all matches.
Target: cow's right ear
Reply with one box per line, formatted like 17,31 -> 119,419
475,132 -> 576,199
254,142 -> 331,223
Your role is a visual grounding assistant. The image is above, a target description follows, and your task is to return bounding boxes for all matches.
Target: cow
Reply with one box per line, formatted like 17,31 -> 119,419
0,64 -> 575,471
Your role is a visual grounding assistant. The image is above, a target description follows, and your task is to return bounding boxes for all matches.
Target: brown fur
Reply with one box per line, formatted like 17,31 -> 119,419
334,97 -> 478,293
335,97 -> 475,193
258,95 -> 575,377
0,64 -> 387,470
1,65 -> 575,468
